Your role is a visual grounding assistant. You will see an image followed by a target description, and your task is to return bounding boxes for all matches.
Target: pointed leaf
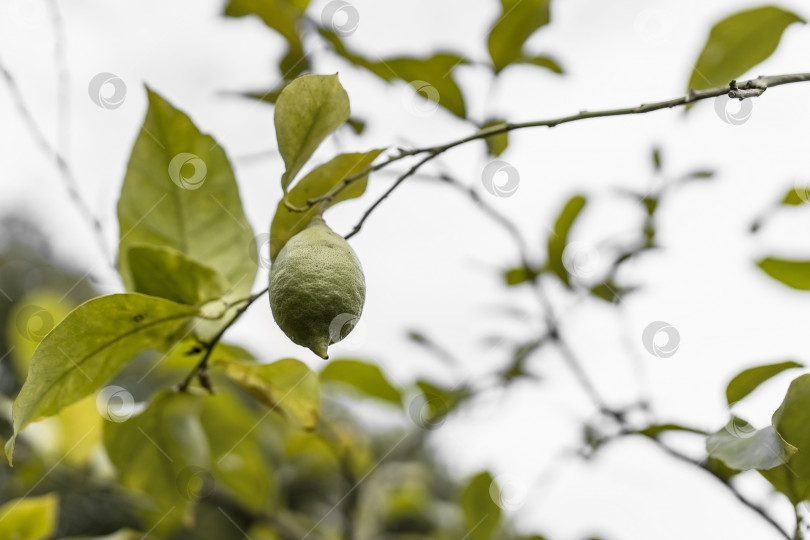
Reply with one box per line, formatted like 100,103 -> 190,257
270,149 -> 383,261
515,54 -> 563,74
275,74 -> 350,190
706,419 -> 796,471
687,6 -> 804,93
757,258 -> 810,290
546,194 -> 587,287
215,358 -> 320,428
726,360 -> 803,405
0,494 -> 59,540
128,244 -> 229,305
461,471 -> 501,540
320,359 -> 403,407
6,294 -> 197,464
782,187 -> 808,206
118,88 -> 256,299
488,0 -> 552,72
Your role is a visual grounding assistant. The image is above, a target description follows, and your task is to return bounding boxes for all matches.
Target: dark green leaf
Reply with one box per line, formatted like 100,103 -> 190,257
275,74 -> 350,190
215,358 -> 320,428
270,149 -> 383,260
652,147 -> 662,171
488,0 -> 552,73
706,418 -> 797,470
546,194 -> 587,287
346,117 -> 366,135
0,494 -> 59,540
6,294 -> 197,464
781,187 -> 809,206
726,360 -> 803,405
320,359 -> 403,407
514,54 -> 563,74
117,88 -> 256,300
461,471 -> 501,540
757,258 -> 810,290
687,6 -> 804,94
504,266 -> 534,286
480,120 -> 509,157
128,244 -> 228,306
639,423 -> 707,438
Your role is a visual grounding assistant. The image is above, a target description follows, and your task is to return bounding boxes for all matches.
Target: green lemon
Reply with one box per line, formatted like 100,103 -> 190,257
269,217 -> 365,358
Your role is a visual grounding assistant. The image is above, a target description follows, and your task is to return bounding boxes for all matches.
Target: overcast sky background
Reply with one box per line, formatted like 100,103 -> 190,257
2,0 -> 810,538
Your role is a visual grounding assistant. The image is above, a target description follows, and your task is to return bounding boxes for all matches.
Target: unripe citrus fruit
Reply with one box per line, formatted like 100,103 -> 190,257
269,217 -> 365,358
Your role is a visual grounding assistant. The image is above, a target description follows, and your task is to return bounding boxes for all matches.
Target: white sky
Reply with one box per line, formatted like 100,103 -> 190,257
2,0 -> 810,538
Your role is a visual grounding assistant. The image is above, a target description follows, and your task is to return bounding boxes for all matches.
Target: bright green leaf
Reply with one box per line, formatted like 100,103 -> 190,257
781,187 -> 808,206
270,149 -> 383,261
128,244 -> 228,306
320,359 -> 403,407
757,258 -> 810,290
480,120 -> 509,157
461,471 -> 501,540
546,194 -> 587,288
6,294 -> 197,464
726,360 -> 803,405
117,88 -> 256,300
687,6 -> 804,94
488,0 -> 552,73
275,74 -> 350,190
215,358 -> 320,428
104,392 -> 208,530
0,494 -> 59,540
706,418 -> 796,470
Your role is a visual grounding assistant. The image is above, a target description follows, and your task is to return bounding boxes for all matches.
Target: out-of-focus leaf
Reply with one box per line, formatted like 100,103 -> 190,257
515,54 -> 563,74
104,392 -> 209,531
652,147 -> 662,171
757,258 -> 810,290
0,494 -> 59,540
128,245 -> 228,306
224,0 -> 310,78
504,265 -> 534,286
480,120 -> 509,157
589,280 -> 636,304
639,423 -> 707,438
461,471 -> 501,540
6,294 -> 197,464
275,74 -> 350,191
683,170 -> 715,180
270,149 -> 383,261
706,419 -> 796,470
346,117 -> 366,135
415,380 -> 470,425
726,360 -> 803,405
320,359 -> 403,407
545,194 -> 587,288
704,456 -> 741,482
686,6 -> 804,95
118,88 -> 256,300
488,0 -> 552,73
781,187 -> 809,206
215,358 -> 320,428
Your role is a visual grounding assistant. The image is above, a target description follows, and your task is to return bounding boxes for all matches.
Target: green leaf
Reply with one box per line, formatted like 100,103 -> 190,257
781,187 -> 808,206
224,0 -> 310,78
687,6 -> 804,94
6,294 -> 197,464
415,380 -> 470,425
757,258 -> 810,290
480,120 -> 509,157
200,392 -> 275,512
275,74 -> 350,190
726,360 -> 803,405
514,54 -> 563,74
0,494 -> 59,540
117,88 -> 256,300
546,194 -> 587,287
488,0 -> 552,73
104,392 -> 209,530
128,244 -> 228,305
706,418 -> 797,470
761,374 -> 810,502
652,147 -> 662,171
215,358 -> 320,428
320,359 -> 403,407
461,471 -> 501,540
639,423 -> 707,438
504,265 -> 534,286
589,280 -> 636,304
270,149 -> 383,261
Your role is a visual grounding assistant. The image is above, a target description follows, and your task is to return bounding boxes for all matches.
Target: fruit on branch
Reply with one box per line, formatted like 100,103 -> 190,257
269,216 -> 365,358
